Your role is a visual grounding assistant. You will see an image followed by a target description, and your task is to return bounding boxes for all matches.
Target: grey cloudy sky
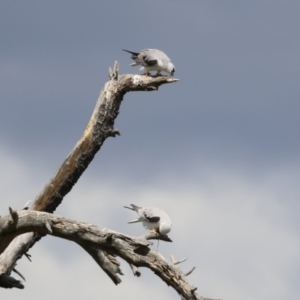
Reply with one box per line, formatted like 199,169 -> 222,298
1,1 -> 299,299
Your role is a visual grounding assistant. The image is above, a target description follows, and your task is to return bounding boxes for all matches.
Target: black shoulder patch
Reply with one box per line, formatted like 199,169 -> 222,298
143,56 -> 158,66
144,213 -> 160,223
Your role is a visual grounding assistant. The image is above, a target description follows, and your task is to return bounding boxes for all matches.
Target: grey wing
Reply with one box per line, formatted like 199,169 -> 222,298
141,208 -> 160,223
138,49 -> 159,67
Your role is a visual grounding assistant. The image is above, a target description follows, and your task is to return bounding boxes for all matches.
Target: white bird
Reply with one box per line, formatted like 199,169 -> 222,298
124,204 -> 172,235
122,49 -> 175,76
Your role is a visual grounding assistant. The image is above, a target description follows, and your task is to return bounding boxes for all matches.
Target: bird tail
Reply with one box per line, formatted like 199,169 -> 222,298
122,49 -> 139,60
124,205 -> 134,211
124,204 -> 141,212
128,219 -> 141,224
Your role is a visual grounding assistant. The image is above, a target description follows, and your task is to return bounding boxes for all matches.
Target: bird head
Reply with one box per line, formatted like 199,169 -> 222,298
159,222 -> 171,235
171,67 -> 175,76
167,62 -> 175,76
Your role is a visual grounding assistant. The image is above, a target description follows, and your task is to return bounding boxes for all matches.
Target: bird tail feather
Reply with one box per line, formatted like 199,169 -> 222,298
128,219 -> 141,224
122,49 -> 139,56
124,205 -> 134,211
124,204 -> 141,211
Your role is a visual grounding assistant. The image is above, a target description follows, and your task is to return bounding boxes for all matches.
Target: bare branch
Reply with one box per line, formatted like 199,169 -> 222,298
31,71 -> 177,215
24,253 -> 31,262
108,61 -> 119,80
78,243 -> 123,285
171,255 -> 188,265
0,210 -> 219,299
185,267 -> 196,276
129,264 -> 141,277
22,200 -> 31,210
9,207 -> 18,226
0,65 -> 178,278
45,221 -> 52,234
12,268 -> 26,282
0,63 -> 218,299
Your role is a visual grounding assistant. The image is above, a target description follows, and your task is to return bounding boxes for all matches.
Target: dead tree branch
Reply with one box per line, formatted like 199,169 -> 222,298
0,63 -> 178,279
0,63 -> 220,299
0,210 -> 220,300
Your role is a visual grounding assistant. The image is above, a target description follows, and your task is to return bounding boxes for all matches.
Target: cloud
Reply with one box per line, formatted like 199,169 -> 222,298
1,143 -> 300,300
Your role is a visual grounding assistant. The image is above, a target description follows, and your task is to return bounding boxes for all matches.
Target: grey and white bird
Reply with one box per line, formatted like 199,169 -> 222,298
124,204 -> 172,235
122,49 -> 175,76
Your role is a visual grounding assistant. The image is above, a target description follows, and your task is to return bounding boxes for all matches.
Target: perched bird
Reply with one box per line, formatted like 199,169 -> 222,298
122,49 -> 175,76
124,204 -> 172,235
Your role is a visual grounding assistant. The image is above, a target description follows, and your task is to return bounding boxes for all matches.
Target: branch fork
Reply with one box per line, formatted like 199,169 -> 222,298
0,62 -> 220,299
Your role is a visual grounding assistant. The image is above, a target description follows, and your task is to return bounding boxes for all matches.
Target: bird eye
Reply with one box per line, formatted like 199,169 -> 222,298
171,68 -> 175,76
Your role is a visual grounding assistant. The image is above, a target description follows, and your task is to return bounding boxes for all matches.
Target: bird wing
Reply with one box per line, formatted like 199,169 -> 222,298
142,208 -> 160,223
137,49 -> 159,67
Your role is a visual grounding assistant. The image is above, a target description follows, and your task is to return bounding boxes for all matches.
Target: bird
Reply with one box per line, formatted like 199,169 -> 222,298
124,204 -> 172,235
122,49 -> 175,76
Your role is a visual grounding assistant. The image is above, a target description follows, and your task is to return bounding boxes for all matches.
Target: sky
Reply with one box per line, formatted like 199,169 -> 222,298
1,1 -> 300,299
